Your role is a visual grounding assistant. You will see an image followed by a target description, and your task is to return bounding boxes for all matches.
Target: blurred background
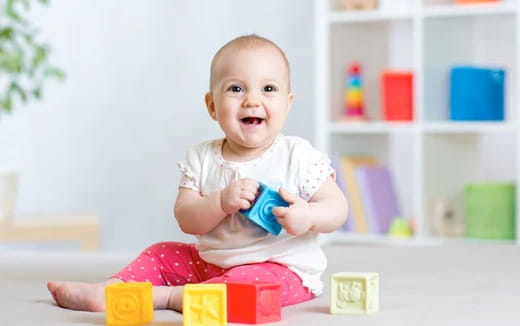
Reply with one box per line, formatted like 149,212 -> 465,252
1,0 -> 518,252
0,0 -> 315,250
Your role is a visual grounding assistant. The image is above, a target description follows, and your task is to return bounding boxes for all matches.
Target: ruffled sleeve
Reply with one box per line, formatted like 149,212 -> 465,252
297,142 -> 335,202
177,147 -> 202,192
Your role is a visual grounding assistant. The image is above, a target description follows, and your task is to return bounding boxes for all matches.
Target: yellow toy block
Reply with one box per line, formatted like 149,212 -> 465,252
330,272 -> 379,315
183,284 -> 227,326
105,282 -> 153,326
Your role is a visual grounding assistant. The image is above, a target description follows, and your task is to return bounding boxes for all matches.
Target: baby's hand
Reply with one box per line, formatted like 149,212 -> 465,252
220,178 -> 259,215
272,188 -> 313,236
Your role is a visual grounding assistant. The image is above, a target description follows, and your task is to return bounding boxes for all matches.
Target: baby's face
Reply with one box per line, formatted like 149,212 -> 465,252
206,44 -> 293,155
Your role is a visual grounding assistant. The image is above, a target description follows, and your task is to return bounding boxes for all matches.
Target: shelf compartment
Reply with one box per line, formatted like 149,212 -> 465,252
330,10 -> 414,23
423,2 -> 517,18
329,20 -> 414,122
423,121 -> 518,133
423,13 -> 517,122
423,133 -> 517,237
329,121 -> 416,134
330,133 -> 416,219
325,231 -> 442,246
326,231 -> 517,246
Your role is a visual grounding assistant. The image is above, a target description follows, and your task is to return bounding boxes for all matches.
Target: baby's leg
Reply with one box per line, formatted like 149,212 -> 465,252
47,278 -> 121,312
153,285 -> 183,311
203,262 -> 315,306
48,279 -> 183,312
48,242 -> 222,312
115,241 -> 225,312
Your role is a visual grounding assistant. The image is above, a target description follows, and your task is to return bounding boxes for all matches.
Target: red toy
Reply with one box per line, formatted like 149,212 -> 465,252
227,282 -> 281,324
381,70 -> 414,121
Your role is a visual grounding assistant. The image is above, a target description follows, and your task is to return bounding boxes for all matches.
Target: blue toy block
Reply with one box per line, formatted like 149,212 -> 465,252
240,182 -> 289,235
449,66 -> 505,121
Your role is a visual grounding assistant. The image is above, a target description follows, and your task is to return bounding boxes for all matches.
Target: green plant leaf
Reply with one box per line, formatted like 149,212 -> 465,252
23,32 -> 34,44
1,0 -> 63,114
44,66 -> 65,80
0,51 -> 23,73
6,0 -> 26,24
21,0 -> 31,10
2,96 -> 13,112
9,81 -> 28,103
32,88 -> 42,99
0,28 -> 15,40
32,45 -> 48,66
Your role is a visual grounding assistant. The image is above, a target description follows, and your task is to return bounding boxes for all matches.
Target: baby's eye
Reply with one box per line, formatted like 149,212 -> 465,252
263,85 -> 277,92
228,85 -> 243,93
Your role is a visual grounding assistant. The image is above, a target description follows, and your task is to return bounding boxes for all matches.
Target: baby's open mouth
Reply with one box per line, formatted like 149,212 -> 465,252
241,117 -> 264,125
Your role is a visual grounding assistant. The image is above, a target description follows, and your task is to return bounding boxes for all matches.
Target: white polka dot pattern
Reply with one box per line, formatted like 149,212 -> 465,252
299,157 -> 336,201
111,241 -> 314,307
177,161 -> 199,191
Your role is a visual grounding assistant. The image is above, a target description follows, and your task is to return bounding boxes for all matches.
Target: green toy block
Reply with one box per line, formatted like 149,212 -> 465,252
388,217 -> 412,238
330,272 -> 379,315
464,183 -> 516,240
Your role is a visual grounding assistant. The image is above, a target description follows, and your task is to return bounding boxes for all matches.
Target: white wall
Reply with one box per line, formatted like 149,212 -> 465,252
0,0 -> 314,251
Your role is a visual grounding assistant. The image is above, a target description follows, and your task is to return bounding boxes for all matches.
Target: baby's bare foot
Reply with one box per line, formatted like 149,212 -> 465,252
47,280 -> 118,312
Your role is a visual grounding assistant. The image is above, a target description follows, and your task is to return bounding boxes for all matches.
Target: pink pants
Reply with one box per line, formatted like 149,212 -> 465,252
112,241 -> 314,306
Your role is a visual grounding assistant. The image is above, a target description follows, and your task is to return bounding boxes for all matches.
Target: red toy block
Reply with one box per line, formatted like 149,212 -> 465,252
227,282 -> 281,324
381,70 -> 414,121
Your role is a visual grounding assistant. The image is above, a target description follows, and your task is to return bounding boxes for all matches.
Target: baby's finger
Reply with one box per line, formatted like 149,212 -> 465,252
272,206 -> 288,218
278,188 -> 299,205
276,216 -> 293,234
238,198 -> 252,210
240,190 -> 256,202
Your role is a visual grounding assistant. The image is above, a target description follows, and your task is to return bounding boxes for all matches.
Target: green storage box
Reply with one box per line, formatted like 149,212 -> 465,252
464,183 -> 516,240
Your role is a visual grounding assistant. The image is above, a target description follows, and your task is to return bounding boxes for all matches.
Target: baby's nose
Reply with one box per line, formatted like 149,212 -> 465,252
243,92 -> 261,107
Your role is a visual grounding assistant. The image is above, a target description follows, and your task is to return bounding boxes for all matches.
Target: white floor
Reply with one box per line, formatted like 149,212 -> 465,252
1,242 -> 519,325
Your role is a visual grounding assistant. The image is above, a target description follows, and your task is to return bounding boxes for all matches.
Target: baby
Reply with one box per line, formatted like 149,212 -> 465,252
47,34 -> 348,312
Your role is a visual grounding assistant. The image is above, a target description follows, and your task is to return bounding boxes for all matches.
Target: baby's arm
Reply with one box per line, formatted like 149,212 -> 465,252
272,176 -> 348,236
174,178 -> 259,235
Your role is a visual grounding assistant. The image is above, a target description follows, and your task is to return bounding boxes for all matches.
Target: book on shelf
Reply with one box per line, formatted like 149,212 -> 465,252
331,154 -> 353,231
340,155 -> 378,234
356,166 -> 401,234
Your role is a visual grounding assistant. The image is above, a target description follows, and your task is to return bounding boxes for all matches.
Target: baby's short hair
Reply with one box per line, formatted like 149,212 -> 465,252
209,34 -> 291,91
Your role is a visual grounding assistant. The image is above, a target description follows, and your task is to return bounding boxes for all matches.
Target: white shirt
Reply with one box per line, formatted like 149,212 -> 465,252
177,135 -> 335,295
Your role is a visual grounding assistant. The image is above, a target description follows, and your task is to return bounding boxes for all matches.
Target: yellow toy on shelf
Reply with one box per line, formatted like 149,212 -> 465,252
183,284 -> 227,326
105,282 -> 153,326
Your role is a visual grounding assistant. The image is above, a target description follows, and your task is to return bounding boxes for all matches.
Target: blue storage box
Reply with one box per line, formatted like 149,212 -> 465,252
449,66 -> 505,121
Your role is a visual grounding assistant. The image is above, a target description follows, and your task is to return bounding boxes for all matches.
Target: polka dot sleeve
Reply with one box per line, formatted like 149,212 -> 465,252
177,148 -> 201,192
299,149 -> 335,202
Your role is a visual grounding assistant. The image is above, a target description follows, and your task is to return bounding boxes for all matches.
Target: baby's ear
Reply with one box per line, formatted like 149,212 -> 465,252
205,92 -> 217,120
287,92 -> 294,110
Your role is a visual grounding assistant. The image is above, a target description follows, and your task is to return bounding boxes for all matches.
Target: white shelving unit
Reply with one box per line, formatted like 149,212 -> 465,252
314,0 -> 520,245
